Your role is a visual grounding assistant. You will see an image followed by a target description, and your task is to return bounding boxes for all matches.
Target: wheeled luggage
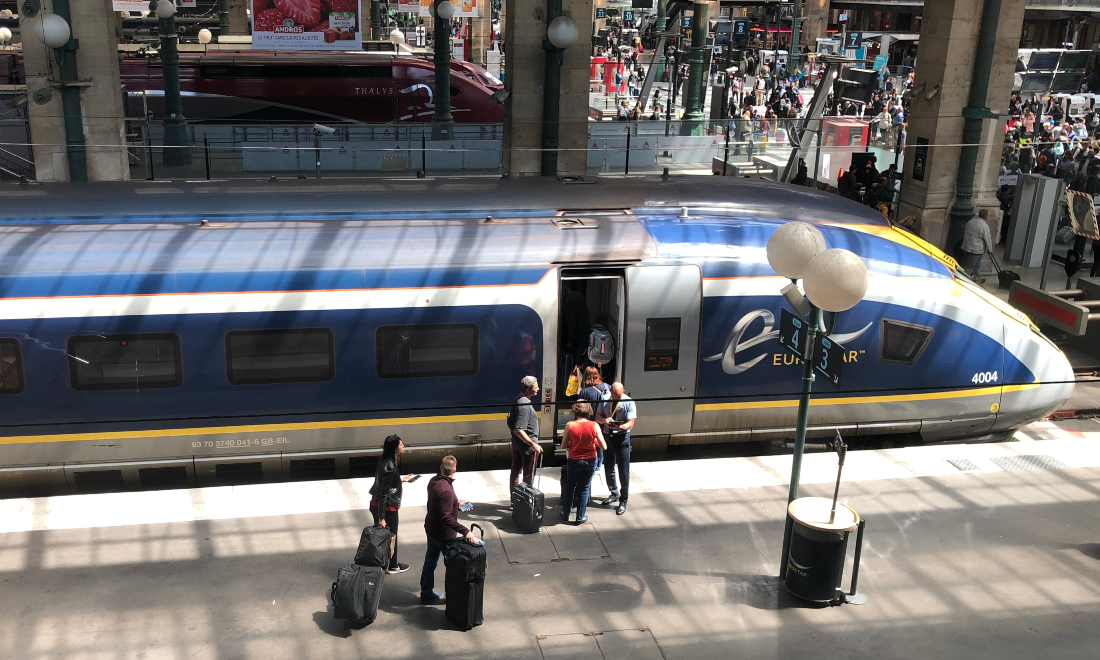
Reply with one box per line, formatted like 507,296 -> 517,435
511,456 -> 544,534
444,524 -> 486,630
353,523 -> 393,568
331,564 -> 385,623
986,249 -> 1021,290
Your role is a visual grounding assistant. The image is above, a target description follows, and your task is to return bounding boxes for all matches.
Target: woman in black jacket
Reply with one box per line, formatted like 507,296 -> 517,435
370,434 -> 415,574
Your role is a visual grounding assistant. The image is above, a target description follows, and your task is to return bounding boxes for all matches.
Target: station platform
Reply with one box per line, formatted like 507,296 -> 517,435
1,418 -> 1099,660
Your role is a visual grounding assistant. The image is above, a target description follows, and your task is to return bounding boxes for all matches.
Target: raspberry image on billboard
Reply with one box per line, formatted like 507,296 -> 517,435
252,0 -> 360,50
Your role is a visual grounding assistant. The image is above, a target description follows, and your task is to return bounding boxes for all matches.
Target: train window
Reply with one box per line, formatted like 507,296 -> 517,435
67,334 -> 183,391
376,323 -> 479,379
225,328 -> 335,385
0,338 -> 25,395
644,318 -> 680,371
878,319 -> 934,366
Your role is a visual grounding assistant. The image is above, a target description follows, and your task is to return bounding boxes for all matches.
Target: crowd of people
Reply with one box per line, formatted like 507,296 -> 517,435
1001,92 -> 1100,192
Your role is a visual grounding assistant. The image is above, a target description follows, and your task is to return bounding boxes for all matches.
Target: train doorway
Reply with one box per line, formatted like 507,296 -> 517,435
555,270 -> 626,442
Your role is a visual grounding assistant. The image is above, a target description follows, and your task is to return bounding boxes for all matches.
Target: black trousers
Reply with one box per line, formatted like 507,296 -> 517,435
604,432 -> 631,503
371,507 -> 399,568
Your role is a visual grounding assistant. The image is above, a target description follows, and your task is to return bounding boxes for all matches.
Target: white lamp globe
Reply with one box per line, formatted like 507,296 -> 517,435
0,9 -> 13,18
0,27 -> 11,43
547,15 -> 579,49
198,28 -> 212,44
802,248 -> 869,313
35,14 -> 71,49
389,28 -> 405,44
155,0 -> 176,19
435,0 -> 455,20
766,221 -> 826,280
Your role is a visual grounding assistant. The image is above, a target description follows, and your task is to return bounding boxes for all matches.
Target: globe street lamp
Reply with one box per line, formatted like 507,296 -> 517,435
34,7 -> 87,181
198,27 -> 212,54
540,13 -> 578,175
766,221 -> 869,579
431,0 -> 456,141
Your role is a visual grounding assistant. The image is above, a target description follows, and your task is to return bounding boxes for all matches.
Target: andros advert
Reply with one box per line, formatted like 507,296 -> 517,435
251,0 -> 362,50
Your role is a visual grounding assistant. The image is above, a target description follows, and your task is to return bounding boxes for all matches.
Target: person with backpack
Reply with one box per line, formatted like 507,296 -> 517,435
560,402 -> 607,525
507,376 -> 543,490
596,382 -> 636,515
369,434 -> 415,574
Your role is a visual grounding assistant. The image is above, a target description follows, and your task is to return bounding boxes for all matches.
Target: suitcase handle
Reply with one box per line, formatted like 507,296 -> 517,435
470,523 -> 483,539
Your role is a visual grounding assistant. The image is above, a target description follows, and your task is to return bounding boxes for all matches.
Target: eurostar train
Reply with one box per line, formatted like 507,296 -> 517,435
0,178 -> 1074,496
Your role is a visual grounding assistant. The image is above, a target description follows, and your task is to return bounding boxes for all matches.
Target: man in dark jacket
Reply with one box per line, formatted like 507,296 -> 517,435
420,455 -> 476,604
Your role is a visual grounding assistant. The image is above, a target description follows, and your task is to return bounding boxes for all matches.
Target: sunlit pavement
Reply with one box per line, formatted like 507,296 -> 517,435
1,416 -> 1098,660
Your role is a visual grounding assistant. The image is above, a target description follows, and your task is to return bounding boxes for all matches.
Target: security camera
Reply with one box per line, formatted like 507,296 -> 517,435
312,123 -> 336,135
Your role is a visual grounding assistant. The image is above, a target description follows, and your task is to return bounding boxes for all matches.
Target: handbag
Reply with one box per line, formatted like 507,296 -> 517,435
565,366 -> 581,397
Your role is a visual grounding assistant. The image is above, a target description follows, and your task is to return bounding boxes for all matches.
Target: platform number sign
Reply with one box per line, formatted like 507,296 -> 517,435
732,18 -> 749,47
683,15 -> 691,29
624,10 -> 633,22
778,309 -> 808,360
815,335 -> 846,387
596,7 -> 605,18
778,308 -> 847,388
844,31 -> 863,50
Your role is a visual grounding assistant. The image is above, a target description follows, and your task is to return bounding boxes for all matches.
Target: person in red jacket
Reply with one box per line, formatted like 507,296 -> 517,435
420,455 -> 476,604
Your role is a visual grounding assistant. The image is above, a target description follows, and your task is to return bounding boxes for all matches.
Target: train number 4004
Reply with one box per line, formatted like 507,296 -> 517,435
972,371 -> 998,384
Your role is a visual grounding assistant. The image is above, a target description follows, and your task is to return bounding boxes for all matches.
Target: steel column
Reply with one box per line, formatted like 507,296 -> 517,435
160,14 -> 192,166
678,0 -> 708,136
431,2 -> 455,141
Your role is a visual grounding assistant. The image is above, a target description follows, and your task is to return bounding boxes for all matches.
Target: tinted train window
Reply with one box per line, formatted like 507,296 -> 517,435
878,319 -> 934,366
0,338 -> 25,395
67,334 -> 183,391
376,323 -> 478,378
644,317 -> 680,371
225,328 -> 335,385
199,65 -> 392,79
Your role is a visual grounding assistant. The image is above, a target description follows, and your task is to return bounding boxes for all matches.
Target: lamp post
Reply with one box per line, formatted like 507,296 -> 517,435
35,9 -> 87,181
157,0 -> 192,166
765,221 -> 869,579
679,0 -> 708,136
540,13 -> 579,176
431,0 -> 456,141
198,28 -> 212,54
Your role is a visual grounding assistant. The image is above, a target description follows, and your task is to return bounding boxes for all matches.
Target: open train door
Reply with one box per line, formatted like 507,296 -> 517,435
622,265 -> 702,437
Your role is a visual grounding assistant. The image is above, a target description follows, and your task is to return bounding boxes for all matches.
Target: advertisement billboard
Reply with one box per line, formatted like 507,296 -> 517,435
251,0 -> 362,50
419,0 -> 478,18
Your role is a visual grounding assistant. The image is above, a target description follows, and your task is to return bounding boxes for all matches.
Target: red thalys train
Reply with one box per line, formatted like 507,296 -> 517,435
3,51 -> 503,124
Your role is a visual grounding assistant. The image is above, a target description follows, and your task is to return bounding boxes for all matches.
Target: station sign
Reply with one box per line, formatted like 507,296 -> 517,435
251,0 -> 363,51
596,7 -> 605,18
844,31 -> 863,50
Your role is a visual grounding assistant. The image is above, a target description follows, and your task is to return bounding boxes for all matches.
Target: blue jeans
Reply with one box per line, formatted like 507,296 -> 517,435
562,457 -> 596,521
605,432 -> 631,503
420,534 -> 452,598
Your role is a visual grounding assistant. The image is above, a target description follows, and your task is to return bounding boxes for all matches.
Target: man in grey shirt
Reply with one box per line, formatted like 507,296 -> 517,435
507,376 -> 543,489
960,209 -> 994,281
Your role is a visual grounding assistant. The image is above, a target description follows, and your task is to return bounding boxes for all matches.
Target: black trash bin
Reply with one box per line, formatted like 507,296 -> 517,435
784,497 -> 860,602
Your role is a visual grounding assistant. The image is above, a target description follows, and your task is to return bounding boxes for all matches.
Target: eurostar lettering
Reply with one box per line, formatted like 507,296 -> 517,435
703,309 -> 873,375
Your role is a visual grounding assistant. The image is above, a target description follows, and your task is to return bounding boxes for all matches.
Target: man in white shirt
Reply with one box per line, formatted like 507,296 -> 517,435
960,209 -> 994,281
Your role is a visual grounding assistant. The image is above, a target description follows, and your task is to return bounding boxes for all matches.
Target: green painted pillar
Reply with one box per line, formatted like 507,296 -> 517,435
431,1 -> 455,141
679,0 -> 708,136
790,0 -> 802,72
160,13 -> 192,166
219,0 -> 230,39
654,0 -> 667,80
371,0 -> 382,40
945,0 -> 1001,252
51,0 -> 87,181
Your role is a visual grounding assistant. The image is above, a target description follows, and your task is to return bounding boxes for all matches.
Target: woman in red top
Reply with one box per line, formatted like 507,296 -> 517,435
560,402 -> 607,525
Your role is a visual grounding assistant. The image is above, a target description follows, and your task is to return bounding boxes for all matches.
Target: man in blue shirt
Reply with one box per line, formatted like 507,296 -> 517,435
596,382 -> 637,515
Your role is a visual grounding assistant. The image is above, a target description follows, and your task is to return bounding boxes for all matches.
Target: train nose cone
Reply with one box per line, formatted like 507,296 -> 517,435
1000,327 -> 1075,426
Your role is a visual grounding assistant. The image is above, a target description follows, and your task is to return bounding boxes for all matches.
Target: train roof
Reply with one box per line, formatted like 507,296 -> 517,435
0,177 -> 951,297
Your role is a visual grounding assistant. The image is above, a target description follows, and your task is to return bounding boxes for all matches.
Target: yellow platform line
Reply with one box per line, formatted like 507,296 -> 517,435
0,412 -> 508,446
695,384 -> 1038,412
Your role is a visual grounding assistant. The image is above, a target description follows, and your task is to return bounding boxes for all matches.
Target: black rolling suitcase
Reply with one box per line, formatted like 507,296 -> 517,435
987,250 -> 1021,290
444,524 -> 486,631
331,564 -> 385,624
511,455 -> 544,533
